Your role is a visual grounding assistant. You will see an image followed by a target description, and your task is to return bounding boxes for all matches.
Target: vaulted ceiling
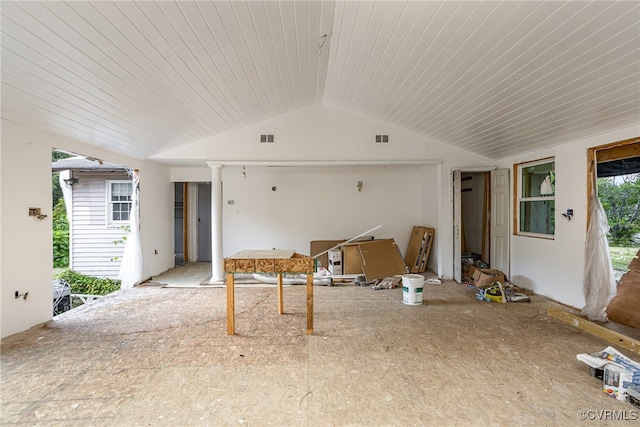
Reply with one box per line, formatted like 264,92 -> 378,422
2,1 -> 639,162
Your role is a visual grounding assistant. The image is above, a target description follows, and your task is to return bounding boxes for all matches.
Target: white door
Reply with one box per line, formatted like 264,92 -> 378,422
453,170 -> 462,282
490,169 -> 510,277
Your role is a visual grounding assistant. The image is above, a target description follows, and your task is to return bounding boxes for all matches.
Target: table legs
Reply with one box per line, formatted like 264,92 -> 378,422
226,273 -> 235,335
277,273 -> 284,314
307,273 -> 313,335
225,272 -> 313,335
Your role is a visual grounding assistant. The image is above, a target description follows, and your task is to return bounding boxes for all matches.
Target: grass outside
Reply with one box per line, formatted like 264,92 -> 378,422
610,246 -> 638,281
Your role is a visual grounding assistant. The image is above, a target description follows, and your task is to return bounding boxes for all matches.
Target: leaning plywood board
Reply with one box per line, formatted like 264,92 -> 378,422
607,269 -> 640,329
358,239 -> 408,281
404,226 -> 435,273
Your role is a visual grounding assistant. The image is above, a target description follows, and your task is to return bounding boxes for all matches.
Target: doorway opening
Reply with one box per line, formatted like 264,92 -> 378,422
588,136 -> 640,329
453,168 -> 510,283
51,149 -> 131,315
173,182 -> 212,266
589,138 -> 640,281
460,171 -> 491,274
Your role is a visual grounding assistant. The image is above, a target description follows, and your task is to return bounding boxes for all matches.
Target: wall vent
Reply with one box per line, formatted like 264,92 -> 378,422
375,134 -> 389,143
260,134 -> 275,143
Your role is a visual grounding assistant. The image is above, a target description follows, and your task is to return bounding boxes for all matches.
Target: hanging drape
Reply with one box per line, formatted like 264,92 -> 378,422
118,169 -> 142,289
582,157 -> 617,321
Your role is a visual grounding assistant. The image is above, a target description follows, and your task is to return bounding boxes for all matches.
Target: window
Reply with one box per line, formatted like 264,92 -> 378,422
107,180 -> 132,225
516,158 -> 555,238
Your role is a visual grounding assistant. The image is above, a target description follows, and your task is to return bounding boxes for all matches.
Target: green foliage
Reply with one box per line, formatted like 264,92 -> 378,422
52,198 -> 69,268
111,224 -> 131,261
55,269 -> 121,296
598,174 -> 640,246
51,150 -> 73,208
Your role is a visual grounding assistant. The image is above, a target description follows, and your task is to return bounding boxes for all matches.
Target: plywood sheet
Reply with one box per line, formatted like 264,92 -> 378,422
626,249 -> 640,272
607,270 -> 640,329
358,239 -> 408,281
404,226 -> 435,273
230,249 -> 295,259
343,244 -> 364,275
225,252 -> 313,273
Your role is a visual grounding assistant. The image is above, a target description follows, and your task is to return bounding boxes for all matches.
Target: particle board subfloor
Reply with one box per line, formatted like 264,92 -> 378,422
2,275 -> 638,426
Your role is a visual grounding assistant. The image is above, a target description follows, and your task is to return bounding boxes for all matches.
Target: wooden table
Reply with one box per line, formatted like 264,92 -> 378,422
223,250 -> 315,335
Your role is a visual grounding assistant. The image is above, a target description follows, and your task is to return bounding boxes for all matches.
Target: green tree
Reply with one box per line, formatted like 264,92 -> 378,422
52,150 -> 72,208
52,198 -> 69,267
597,173 -> 640,246
52,150 -> 73,268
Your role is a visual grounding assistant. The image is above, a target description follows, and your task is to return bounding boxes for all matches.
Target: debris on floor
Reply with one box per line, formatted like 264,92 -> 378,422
354,275 -> 378,287
461,262 -> 531,303
310,224 -> 436,283
577,346 -> 640,403
371,276 -> 402,290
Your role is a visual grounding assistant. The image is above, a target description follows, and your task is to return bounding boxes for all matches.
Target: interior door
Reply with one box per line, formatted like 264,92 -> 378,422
197,183 -> 212,262
490,169 -> 510,277
453,170 -> 462,282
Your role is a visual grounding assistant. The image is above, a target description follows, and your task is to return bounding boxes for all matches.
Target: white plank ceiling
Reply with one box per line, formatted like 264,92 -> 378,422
2,1 -> 639,162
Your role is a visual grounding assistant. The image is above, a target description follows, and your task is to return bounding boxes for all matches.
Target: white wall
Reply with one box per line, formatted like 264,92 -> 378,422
163,106 -> 491,277
496,124 -> 640,309
219,165 -> 431,259
1,120 -> 174,338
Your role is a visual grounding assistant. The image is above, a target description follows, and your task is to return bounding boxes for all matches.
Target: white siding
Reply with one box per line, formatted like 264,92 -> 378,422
70,170 -> 130,279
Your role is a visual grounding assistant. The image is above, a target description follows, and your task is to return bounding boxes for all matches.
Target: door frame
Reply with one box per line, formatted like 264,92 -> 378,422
587,136 -> 640,226
452,167 -> 496,283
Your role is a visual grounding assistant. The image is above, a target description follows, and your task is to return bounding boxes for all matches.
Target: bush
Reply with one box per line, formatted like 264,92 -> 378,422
52,199 -> 69,268
55,269 -> 121,295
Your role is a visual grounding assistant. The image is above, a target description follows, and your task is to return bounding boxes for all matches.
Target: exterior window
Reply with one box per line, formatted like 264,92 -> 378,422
107,180 -> 132,225
516,158 -> 555,238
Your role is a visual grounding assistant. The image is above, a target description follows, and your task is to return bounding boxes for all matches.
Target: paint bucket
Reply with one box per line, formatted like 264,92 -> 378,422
402,274 -> 424,305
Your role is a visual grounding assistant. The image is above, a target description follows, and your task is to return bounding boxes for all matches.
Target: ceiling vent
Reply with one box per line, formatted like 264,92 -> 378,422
375,134 -> 389,143
260,134 -> 275,143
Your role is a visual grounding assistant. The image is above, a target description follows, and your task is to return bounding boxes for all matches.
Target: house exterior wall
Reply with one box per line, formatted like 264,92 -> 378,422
496,124 -> 640,309
1,119 -> 174,339
69,170 -> 130,279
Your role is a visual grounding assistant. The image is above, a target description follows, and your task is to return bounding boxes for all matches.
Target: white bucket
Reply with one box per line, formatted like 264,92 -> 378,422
402,274 -> 424,305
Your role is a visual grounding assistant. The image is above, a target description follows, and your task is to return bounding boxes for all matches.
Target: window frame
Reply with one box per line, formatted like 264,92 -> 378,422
106,180 -> 133,226
514,157 -> 556,239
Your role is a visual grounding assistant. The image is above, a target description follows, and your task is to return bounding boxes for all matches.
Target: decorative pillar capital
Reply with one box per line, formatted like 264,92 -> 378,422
206,162 -> 223,170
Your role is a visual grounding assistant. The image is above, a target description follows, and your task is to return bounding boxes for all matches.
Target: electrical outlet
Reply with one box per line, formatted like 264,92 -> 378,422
29,207 -> 41,217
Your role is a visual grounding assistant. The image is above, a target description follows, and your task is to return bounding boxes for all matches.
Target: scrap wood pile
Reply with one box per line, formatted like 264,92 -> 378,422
463,261 -> 531,303
577,346 -> 640,408
310,225 -> 438,288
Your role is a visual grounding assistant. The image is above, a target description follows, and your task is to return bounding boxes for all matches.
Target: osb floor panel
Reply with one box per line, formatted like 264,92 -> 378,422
2,280 -> 638,426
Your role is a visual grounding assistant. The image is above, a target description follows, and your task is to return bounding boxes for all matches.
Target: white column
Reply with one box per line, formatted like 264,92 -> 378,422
207,162 -> 224,284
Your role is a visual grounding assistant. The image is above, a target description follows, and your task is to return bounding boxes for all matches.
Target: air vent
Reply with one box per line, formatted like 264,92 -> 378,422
375,134 -> 389,143
260,134 -> 275,143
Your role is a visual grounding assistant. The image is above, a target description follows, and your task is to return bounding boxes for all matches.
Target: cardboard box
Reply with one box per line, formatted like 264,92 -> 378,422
603,363 -> 638,401
328,248 -> 343,275
310,240 -> 345,270
469,266 -> 506,288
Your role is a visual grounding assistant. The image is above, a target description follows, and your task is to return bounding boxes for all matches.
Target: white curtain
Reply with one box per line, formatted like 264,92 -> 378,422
582,162 -> 617,321
118,169 -> 142,289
